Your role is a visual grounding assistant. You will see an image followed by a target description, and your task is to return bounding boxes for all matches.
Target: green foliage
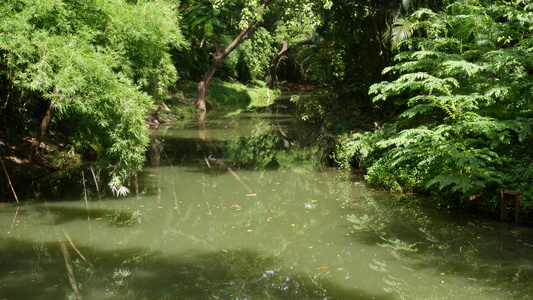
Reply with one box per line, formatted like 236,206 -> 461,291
500,155 -> 533,216
0,0 -> 184,182
290,0 -> 426,135
207,78 -> 252,106
40,143 -> 81,167
215,28 -> 275,81
178,0 -> 322,89
204,79 -> 280,109
336,0 -> 533,206
384,18 -> 418,51
242,28 -> 275,81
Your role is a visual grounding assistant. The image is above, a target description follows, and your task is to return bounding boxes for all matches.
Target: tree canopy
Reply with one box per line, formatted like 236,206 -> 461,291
178,0 -> 324,114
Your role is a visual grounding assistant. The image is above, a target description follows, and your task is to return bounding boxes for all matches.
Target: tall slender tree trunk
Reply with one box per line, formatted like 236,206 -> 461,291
30,93 -> 55,160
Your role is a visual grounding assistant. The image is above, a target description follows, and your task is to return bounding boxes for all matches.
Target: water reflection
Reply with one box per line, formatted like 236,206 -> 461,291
346,194 -> 533,299
1,105 -> 533,299
0,236 -> 395,299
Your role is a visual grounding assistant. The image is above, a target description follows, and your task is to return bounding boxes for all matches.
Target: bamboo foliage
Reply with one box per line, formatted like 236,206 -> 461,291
0,0 -> 184,184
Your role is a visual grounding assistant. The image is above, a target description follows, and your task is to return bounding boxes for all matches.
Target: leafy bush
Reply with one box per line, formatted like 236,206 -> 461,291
336,0 -> 533,207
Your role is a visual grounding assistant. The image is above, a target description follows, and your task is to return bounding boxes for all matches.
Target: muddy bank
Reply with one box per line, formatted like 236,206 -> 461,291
0,134 -> 63,201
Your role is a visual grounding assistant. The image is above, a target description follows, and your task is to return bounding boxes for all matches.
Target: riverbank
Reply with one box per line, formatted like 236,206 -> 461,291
0,130 -> 69,201
0,79 -> 284,201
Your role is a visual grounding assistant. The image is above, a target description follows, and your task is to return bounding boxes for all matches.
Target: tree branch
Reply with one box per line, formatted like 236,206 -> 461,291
212,35 -> 222,56
58,237 -> 83,300
219,0 -> 270,58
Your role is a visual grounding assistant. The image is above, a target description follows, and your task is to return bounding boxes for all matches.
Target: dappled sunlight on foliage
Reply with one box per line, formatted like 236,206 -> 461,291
336,0 -> 533,212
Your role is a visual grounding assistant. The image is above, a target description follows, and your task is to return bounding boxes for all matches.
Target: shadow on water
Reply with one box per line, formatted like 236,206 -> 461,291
344,194 -> 533,298
4,100 -> 533,299
34,98 -> 315,204
40,206 -> 139,227
0,237 -> 394,299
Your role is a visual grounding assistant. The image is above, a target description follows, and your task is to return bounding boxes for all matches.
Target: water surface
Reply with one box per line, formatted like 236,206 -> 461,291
1,105 -> 532,299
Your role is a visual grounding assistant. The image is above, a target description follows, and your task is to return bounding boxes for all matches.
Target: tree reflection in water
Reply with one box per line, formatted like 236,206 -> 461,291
0,237 -> 395,299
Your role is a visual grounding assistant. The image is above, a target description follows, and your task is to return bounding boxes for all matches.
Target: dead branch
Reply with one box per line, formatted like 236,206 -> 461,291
63,229 -> 95,268
0,157 -> 19,204
58,237 -> 83,300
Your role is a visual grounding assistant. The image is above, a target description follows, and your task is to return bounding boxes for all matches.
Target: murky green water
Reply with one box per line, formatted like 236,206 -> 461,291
1,104 -> 533,299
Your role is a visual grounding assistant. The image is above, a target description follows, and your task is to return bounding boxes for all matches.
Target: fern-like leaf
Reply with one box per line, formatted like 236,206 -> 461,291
385,18 -> 418,50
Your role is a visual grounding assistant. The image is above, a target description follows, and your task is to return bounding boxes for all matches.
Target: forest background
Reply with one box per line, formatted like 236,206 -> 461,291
0,0 -> 531,219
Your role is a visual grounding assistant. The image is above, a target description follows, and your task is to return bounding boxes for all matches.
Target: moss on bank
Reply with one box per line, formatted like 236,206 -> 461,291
174,79 -> 281,112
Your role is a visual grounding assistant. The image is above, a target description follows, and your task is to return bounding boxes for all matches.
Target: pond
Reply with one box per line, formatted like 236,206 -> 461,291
1,101 -> 533,299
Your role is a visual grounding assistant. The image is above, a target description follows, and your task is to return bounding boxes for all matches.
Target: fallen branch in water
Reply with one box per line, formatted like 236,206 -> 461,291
58,237 -> 83,300
63,228 -> 94,268
171,228 -> 210,247
198,120 -> 272,215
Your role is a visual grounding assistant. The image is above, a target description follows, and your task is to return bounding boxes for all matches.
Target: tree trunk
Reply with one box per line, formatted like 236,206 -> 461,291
194,0 -> 270,115
267,41 -> 289,89
195,57 -> 223,116
30,95 -> 55,160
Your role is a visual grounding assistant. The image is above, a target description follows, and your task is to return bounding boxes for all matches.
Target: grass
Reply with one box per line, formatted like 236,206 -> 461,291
173,78 -> 281,113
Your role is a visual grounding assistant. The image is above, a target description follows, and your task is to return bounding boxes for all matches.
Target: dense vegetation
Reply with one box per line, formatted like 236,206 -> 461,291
0,0 -> 183,188
1,0 -> 531,216
332,0 -> 533,215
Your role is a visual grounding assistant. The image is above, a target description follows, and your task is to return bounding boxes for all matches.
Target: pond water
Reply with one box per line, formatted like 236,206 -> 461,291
1,102 -> 533,299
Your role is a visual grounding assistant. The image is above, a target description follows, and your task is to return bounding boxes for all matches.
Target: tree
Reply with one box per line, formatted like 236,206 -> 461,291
0,0 -> 184,187
288,0 -> 409,133
181,0 -> 323,118
287,0 -> 451,134
267,40 -> 289,89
